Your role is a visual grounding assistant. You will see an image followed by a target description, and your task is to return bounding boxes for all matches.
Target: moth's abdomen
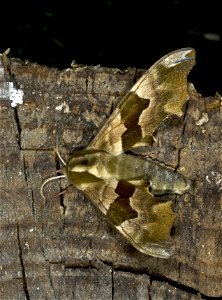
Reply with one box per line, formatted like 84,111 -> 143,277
148,168 -> 192,195
141,157 -> 192,195
106,153 -> 192,195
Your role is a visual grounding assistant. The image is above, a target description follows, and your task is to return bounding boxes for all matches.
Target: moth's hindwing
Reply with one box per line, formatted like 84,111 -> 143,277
89,48 -> 195,155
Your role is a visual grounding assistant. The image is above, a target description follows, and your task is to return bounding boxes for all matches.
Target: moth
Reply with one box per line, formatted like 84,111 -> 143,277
42,48 -> 195,258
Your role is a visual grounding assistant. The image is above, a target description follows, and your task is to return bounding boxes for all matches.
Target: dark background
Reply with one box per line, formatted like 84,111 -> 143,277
1,0 -> 222,96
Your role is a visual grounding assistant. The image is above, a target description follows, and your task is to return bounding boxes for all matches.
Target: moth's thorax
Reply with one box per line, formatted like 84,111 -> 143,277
64,149 -> 106,190
65,150 -> 145,188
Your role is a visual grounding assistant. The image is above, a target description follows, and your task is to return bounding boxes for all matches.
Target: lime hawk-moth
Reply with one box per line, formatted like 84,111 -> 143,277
43,48 -> 195,258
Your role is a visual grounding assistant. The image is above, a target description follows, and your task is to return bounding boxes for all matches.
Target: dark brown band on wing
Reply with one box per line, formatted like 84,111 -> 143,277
106,180 -> 138,226
120,92 -> 150,151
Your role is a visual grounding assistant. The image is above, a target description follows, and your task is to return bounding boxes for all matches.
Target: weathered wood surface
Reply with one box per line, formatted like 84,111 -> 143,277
0,56 -> 221,299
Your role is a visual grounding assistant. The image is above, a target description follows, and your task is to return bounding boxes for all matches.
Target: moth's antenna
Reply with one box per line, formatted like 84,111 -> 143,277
40,135 -> 68,201
40,135 -> 66,200
55,148 -> 66,166
55,135 -> 66,166
40,175 -> 66,201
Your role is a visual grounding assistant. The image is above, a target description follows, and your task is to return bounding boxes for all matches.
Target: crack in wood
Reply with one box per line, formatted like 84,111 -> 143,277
16,223 -> 30,300
13,107 -> 22,149
99,261 -> 208,299
48,263 -> 57,299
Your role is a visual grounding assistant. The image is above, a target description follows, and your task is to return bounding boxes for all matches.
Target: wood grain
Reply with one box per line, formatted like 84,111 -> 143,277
0,56 -> 221,299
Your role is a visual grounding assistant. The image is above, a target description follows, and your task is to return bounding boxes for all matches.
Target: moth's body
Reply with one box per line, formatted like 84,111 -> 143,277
43,48 -> 196,258
65,150 -> 191,196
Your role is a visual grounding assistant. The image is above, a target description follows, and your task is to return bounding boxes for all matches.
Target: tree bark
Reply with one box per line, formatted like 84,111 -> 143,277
0,55 -> 221,299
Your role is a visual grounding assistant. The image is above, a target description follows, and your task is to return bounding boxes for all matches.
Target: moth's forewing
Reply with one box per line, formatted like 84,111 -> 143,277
83,180 -> 176,258
89,48 -> 195,155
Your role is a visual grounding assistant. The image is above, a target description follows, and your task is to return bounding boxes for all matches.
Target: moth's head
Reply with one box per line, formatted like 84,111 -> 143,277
64,149 -> 104,190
